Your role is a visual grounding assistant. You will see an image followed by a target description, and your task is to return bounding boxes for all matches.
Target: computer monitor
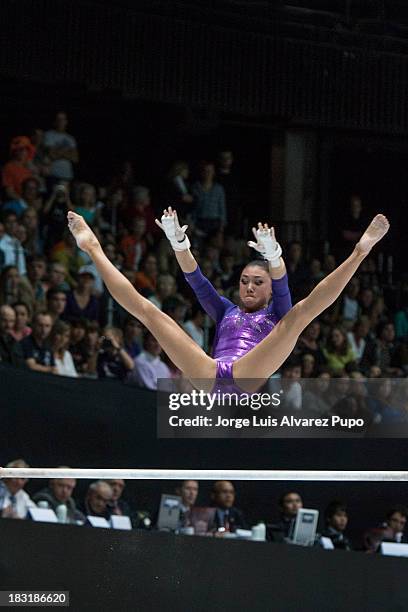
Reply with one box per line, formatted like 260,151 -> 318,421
292,508 -> 319,546
381,542 -> 408,557
157,494 -> 181,531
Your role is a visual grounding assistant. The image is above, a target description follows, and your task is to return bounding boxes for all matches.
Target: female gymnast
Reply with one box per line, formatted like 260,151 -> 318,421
67,209 -> 389,392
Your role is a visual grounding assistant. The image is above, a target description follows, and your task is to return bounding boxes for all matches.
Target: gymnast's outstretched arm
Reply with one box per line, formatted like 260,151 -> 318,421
247,222 -> 292,318
155,207 -> 231,322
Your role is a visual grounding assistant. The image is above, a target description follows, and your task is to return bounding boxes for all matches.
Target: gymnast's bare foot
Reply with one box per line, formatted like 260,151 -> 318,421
67,211 -> 100,253
357,214 -> 390,256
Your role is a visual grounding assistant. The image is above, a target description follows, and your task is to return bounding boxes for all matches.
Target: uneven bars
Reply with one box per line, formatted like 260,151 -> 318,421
0,468 -> 407,481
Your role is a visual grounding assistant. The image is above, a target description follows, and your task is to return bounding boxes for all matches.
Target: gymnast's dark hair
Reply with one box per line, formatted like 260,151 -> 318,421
242,259 -> 269,272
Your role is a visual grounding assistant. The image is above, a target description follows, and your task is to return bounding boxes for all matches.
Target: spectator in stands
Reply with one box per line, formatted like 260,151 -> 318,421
20,311 -> 56,373
363,505 -> 408,552
130,331 -> 171,390
97,326 -> 134,380
209,481 -> 248,534
183,304 -> 205,349
323,326 -> 357,375
44,111 -> 78,184
162,296 -> 188,326
0,211 -> 27,275
50,320 -> 78,377
123,317 -> 143,359
10,302 -> 32,342
120,216 -> 147,270
275,356 -> 302,411
330,372 -> 373,429
43,183 -> 73,252
219,250 -> 238,289
337,277 -> 361,329
46,288 -> 67,323
0,266 -> 33,310
302,370 -> 332,415
110,160 -> 135,207
175,480 -> 199,528
148,274 -> 177,310
103,478 -> 151,528
370,296 -> 388,329
301,352 -> 316,378
81,481 -> 113,520
103,479 -> 128,516
0,459 -> 35,519
33,471 -> 85,524
0,223 -> 4,268
46,262 -> 70,293
50,231 -> 87,287
359,287 -> 375,318
295,320 -> 326,367
216,150 -> 240,234
366,378 -> 404,424
68,319 -> 89,375
0,304 -> 25,367
81,320 -> 100,377
267,491 -> 303,542
192,161 -> 226,234
99,187 -> 123,235
74,183 -> 100,227
1,136 -> 35,199
340,195 -> 367,256
346,317 -> 370,364
26,255 -> 48,306
309,258 -> 325,284
323,253 -> 336,276
361,321 -> 405,377
63,267 -> 100,322
286,240 -> 311,301
321,500 -> 352,550
394,291 -> 408,341
164,161 -> 193,220
359,255 -> 381,292
21,207 -> 43,256
121,186 -> 157,240
2,177 -> 42,218
30,127 -> 51,191
14,223 -> 28,253
134,253 -> 158,293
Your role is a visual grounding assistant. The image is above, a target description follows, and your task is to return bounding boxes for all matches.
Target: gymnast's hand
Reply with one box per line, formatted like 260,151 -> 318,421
155,206 -> 191,251
247,222 -> 282,268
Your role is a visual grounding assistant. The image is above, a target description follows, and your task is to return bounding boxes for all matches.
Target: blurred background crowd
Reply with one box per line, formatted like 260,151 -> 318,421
1,111 -> 407,412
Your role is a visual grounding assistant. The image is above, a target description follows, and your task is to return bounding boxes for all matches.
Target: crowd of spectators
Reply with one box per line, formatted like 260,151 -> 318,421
1,112 -> 408,417
1,459 -> 406,553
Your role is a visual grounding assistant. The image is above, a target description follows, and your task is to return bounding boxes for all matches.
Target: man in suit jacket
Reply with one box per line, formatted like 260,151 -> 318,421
208,480 -> 248,533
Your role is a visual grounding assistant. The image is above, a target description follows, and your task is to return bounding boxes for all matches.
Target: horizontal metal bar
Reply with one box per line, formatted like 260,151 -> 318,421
1,468 -> 407,481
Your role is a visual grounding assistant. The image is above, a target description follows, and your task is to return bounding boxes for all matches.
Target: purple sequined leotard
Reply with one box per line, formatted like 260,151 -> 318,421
184,266 -> 292,386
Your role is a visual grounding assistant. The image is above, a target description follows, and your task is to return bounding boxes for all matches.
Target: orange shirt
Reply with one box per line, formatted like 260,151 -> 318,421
133,271 -> 156,292
2,161 -> 33,196
119,235 -> 146,269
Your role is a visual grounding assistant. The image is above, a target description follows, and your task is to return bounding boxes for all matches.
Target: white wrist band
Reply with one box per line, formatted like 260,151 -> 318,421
172,235 -> 191,252
268,242 -> 283,267
160,215 -> 191,251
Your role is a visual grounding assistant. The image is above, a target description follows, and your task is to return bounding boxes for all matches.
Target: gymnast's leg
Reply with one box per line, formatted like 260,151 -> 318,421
67,212 -> 216,387
234,214 -> 390,386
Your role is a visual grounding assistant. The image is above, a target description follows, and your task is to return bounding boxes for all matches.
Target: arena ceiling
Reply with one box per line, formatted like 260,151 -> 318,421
90,1 -> 408,52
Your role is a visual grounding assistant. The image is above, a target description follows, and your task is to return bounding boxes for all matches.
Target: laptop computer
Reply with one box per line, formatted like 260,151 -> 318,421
291,508 -> 319,546
157,494 -> 182,531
